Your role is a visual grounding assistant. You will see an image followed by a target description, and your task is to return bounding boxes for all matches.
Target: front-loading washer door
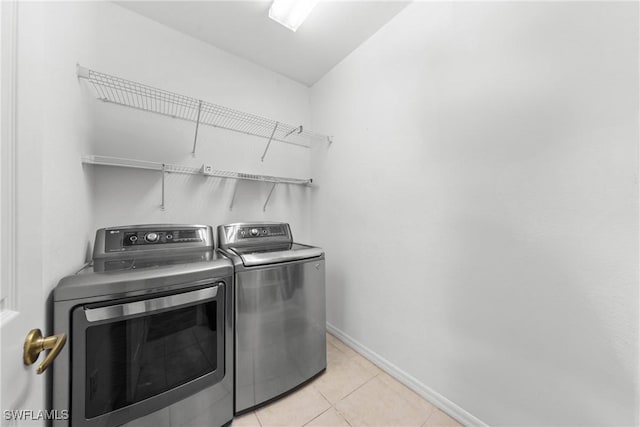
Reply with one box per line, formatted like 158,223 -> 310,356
71,283 -> 225,427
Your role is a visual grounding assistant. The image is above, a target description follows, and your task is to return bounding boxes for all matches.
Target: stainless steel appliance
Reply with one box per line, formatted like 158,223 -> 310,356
52,225 -> 234,427
217,222 -> 326,413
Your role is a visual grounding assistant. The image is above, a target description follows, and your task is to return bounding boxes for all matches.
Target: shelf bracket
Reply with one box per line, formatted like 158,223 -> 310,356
229,181 -> 239,211
284,125 -> 303,139
76,63 -> 90,80
263,183 -> 277,211
191,100 -> 203,155
261,122 -> 279,162
160,163 -> 166,210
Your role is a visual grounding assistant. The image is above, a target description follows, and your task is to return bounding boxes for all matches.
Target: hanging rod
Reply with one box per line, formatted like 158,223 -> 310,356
81,155 -> 313,186
77,65 -> 332,149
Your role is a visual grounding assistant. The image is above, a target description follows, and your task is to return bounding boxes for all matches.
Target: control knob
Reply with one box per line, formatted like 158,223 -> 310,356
145,232 -> 159,243
250,228 -> 259,237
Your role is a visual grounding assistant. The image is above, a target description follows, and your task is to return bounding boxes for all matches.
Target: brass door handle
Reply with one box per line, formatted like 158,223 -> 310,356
23,329 -> 67,374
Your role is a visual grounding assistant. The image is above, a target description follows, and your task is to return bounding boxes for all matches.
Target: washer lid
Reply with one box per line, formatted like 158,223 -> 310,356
230,243 -> 323,266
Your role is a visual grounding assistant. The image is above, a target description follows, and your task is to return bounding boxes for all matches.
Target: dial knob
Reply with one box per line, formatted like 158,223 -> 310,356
250,228 -> 259,237
145,232 -> 159,243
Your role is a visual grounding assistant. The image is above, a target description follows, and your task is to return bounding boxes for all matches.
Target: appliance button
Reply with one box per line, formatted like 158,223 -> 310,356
250,228 -> 259,237
166,234 -> 173,240
129,235 -> 138,243
145,232 -> 159,243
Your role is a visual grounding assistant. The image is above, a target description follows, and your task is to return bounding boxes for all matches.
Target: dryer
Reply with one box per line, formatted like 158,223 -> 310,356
52,224 -> 233,427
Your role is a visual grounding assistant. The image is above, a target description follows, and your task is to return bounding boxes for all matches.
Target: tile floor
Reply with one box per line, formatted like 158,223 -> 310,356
232,333 -> 462,427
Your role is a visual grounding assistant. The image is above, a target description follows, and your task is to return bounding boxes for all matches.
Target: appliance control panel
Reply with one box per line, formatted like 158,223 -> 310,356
95,225 -> 213,257
121,229 -> 202,247
236,225 -> 286,239
217,223 -> 292,249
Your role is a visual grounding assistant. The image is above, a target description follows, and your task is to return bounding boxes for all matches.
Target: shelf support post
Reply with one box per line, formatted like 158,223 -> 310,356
160,164 -> 166,210
263,183 -> 277,211
191,100 -> 203,155
261,122 -> 279,162
229,181 -> 239,211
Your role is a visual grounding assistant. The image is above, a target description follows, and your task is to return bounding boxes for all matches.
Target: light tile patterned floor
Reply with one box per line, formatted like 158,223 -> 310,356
232,333 -> 462,427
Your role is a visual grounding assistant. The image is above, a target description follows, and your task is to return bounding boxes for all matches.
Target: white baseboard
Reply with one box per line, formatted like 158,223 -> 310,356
326,322 -> 489,427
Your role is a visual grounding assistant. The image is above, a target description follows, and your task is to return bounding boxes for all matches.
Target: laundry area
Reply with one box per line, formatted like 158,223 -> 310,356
0,1 -> 637,427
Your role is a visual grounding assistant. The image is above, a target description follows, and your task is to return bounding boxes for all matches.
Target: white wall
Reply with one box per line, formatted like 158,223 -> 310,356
16,2 -> 97,296
19,0 -> 315,285
35,3 -> 101,285
87,2 -> 311,244
85,1 -> 313,244
13,0 -> 99,416
26,1 -> 313,252
15,0 -> 314,415
17,1 -> 639,424
310,2 -> 638,426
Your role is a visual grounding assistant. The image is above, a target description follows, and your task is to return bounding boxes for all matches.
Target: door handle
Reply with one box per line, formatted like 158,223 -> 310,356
83,284 -> 220,322
23,329 -> 67,374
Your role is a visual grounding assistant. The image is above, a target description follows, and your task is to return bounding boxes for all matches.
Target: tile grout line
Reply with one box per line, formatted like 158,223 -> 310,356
247,336 -> 437,427
327,327 -> 468,426
318,336 -> 380,426
330,402 -> 353,427
328,339 -> 360,359
254,409 -> 264,427
329,336 -> 439,427
326,340 -> 349,357
301,406 -> 333,426
312,382 -> 335,408
326,335 -> 383,406
378,374 -> 438,423
332,373 -> 378,407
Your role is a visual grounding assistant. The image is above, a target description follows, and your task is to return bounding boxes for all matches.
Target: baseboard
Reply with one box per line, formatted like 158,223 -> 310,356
326,322 -> 489,427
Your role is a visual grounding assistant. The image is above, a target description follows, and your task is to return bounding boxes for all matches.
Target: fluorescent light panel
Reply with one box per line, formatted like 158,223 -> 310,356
269,0 -> 320,32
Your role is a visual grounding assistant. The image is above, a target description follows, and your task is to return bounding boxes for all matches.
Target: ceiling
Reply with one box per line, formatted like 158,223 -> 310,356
116,1 -> 410,86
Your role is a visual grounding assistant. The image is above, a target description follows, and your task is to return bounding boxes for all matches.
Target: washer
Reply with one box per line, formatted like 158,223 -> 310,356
52,224 -> 234,427
217,222 -> 326,413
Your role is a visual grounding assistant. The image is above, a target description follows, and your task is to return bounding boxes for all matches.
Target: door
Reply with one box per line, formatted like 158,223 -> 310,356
1,2 -> 49,425
70,284 -> 225,427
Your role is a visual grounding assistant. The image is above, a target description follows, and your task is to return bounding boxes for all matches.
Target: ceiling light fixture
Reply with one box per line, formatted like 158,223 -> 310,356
269,0 -> 320,32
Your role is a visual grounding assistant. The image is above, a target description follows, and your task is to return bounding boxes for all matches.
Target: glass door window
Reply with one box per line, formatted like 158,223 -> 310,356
72,284 -> 225,423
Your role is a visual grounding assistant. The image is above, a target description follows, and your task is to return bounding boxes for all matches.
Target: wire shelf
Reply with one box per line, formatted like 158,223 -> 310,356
83,155 -> 312,211
82,155 -> 313,186
77,65 -> 332,150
